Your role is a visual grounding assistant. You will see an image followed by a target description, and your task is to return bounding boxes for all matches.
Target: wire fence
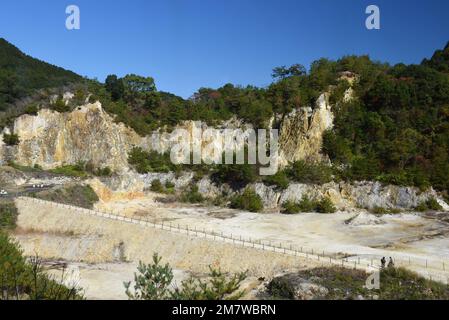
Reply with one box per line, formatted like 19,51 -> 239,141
18,196 -> 449,285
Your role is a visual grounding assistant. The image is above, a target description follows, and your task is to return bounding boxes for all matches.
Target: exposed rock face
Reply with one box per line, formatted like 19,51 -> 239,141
1,91 -> 335,174
87,172 -> 449,213
345,212 -> 385,226
254,181 -> 448,212
144,93 -> 334,169
2,92 -> 447,213
0,166 -> 74,187
278,93 -> 334,167
87,172 -> 195,203
6,102 -> 141,172
145,118 -> 255,165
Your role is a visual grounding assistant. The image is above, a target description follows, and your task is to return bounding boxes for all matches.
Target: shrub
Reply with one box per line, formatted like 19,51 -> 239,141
263,171 -> 289,190
315,197 -> 337,213
128,147 -> 176,174
124,253 -> 174,300
230,188 -> 263,212
281,200 -> 301,214
266,276 -> 296,300
88,94 -> 98,103
73,89 -> 86,105
3,133 -> 20,146
164,181 -> 175,194
50,163 -> 88,177
0,201 -> 18,229
165,181 -> 175,189
376,172 -> 412,187
371,206 -> 388,214
415,202 -> 428,212
286,160 -> 332,184
24,104 -> 39,115
94,167 -> 112,176
150,179 -> 164,193
7,161 -> 40,173
378,267 -> 449,300
125,253 -> 247,300
297,195 -> 316,212
181,185 -> 204,203
416,197 -> 443,212
171,267 -> 247,300
212,164 -> 258,190
282,195 -> 332,214
51,96 -> 70,113
426,197 -> 443,211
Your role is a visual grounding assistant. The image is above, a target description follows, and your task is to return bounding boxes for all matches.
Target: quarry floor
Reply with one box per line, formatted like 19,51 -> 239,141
11,191 -> 449,299
96,193 -> 449,264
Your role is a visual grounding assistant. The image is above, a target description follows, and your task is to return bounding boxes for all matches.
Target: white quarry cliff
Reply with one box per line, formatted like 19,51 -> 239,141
6,102 -> 141,172
278,93 -> 334,167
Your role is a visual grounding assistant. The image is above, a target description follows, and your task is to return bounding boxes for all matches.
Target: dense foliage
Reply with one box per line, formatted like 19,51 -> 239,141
0,38 -> 82,111
230,188 -> 263,212
323,43 -> 449,197
128,147 -> 180,173
281,196 -> 336,214
180,185 -> 205,204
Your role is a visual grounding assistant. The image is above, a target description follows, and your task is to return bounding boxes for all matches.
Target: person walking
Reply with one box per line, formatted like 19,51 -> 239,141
388,257 -> 395,268
381,257 -> 386,269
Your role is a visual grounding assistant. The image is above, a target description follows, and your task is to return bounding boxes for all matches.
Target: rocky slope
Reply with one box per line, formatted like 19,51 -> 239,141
1,102 -> 141,172
278,93 -> 333,166
84,171 -> 449,213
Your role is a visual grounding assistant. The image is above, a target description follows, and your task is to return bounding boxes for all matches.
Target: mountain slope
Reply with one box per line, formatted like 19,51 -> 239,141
422,41 -> 449,73
0,38 -> 82,110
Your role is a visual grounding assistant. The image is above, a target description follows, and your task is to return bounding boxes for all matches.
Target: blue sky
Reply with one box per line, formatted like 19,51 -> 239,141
1,0 -> 448,98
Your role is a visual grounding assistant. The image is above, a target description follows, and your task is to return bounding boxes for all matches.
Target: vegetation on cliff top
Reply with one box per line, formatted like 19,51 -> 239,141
0,38 -> 82,112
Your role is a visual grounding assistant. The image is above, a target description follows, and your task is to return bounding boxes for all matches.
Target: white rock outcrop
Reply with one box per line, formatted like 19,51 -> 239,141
278,93 -> 334,167
7,102 -> 141,172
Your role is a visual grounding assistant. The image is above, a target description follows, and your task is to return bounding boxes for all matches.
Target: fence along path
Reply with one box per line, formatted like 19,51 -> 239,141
18,196 -> 449,284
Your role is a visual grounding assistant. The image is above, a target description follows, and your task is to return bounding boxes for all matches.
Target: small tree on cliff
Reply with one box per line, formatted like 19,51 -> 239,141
3,133 -> 19,146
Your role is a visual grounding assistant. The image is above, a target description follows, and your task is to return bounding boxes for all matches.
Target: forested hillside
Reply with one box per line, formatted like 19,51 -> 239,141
324,43 -> 449,193
0,38 -> 448,197
0,38 -> 82,111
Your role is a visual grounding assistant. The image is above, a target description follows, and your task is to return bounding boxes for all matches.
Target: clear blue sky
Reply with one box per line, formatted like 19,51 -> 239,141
1,0 -> 448,98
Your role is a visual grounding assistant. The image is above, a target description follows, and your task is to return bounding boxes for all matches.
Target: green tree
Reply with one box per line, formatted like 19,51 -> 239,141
124,253 -> 173,300
105,74 -> 124,101
124,253 -> 247,300
272,64 -> 306,80
3,133 -> 19,145
230,188 -> 263,212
